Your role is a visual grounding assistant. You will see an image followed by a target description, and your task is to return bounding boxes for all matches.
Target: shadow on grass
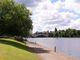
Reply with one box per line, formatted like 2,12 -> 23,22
0,39 -> 49,53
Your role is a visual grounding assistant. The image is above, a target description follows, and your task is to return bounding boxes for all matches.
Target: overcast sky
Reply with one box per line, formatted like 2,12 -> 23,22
15,0 -> 80,33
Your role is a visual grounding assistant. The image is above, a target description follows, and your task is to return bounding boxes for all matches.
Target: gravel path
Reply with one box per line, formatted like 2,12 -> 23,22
27,42 -> 78,60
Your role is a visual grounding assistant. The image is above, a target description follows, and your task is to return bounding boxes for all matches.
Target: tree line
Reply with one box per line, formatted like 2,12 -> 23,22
48,28 -> 80,37
34,28 -> 80,37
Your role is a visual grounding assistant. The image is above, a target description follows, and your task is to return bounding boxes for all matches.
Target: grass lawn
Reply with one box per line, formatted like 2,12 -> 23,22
0,38 -> 39,60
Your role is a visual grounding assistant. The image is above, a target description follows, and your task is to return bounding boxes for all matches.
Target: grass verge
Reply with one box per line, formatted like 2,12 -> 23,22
0,38 -> 39,60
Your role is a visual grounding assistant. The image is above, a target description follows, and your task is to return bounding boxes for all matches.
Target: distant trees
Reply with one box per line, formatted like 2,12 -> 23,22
0,0 -> 32,37
48,28 -> 80,37
48,31 -> 53,37
34,28 -> 80,37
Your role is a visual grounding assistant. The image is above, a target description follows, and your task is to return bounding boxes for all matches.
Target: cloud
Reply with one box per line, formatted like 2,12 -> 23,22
15,0 -> 80,33
74,0 -> 80,3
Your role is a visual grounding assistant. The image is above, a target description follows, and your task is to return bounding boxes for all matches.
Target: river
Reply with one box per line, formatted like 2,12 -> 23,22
27,38 -> 80,59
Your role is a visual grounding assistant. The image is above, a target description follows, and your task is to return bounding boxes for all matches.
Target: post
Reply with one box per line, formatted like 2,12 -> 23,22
54,46 -> 56,52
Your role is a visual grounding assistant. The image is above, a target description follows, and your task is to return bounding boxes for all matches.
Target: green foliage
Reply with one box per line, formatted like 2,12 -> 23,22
33,28 -> 80,37
0,0 -> 32,36
48,31 -> 53,37
48,28 -> 80,37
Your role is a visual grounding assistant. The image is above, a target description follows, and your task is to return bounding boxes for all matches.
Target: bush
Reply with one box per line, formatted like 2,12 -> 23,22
14,36 -> 24,43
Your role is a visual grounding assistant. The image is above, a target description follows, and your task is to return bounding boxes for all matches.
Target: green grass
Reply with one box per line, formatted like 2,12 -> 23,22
0,38 -> 39,60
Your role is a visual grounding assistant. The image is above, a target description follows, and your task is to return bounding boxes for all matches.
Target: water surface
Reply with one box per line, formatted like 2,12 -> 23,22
27,38 -> 80,59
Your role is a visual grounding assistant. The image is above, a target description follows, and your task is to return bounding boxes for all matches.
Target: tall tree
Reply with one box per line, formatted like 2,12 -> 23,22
0,0 -> 32,37
54,28 -> 58,37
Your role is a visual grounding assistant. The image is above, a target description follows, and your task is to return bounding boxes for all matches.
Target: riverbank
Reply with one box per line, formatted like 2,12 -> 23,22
27,38 -> 80,59
27,42 -> 79,60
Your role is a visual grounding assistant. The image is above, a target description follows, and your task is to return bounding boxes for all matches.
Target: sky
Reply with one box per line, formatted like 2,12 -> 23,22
15,0 -> 80,33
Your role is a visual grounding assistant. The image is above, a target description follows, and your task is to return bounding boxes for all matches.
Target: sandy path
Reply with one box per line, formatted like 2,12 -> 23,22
27,42 -> 78,60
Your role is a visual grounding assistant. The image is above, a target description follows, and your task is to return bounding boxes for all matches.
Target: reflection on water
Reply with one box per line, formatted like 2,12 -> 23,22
27,38 -> 80,59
